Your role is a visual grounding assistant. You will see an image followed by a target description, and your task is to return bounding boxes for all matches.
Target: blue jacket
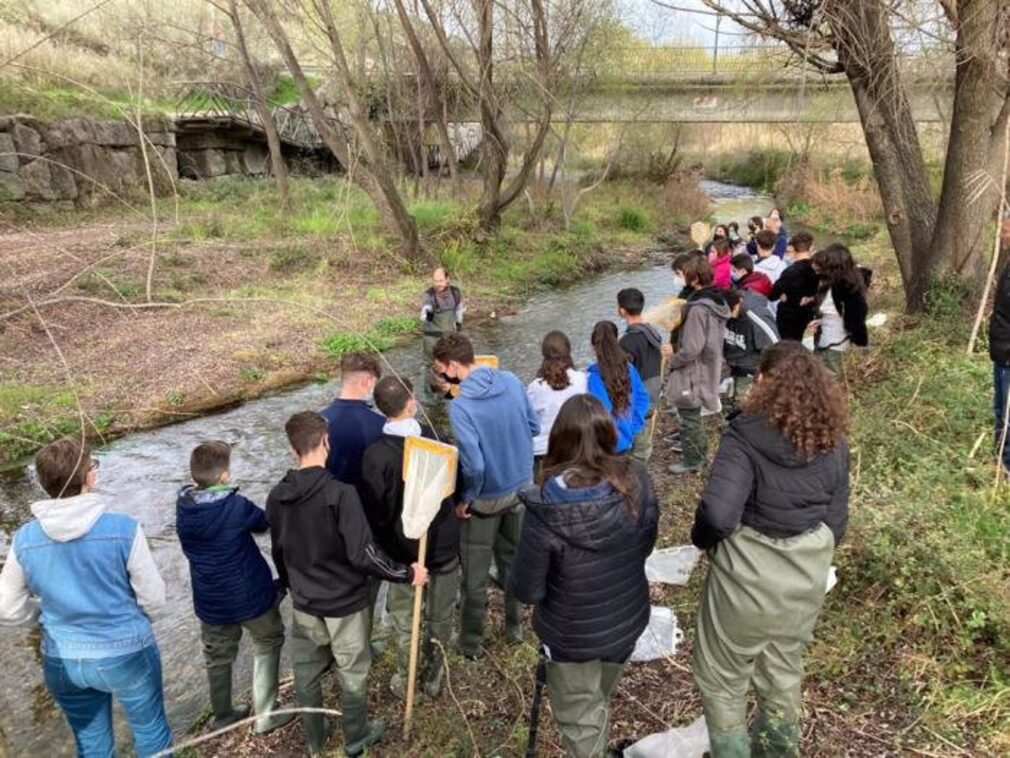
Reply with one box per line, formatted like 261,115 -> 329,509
320,398 -> 386,486
176,486 -> 277,625
586,362 -> 650,453
774,226 -> 788,258
3,493 -> 164,659
450,366 -> 539,503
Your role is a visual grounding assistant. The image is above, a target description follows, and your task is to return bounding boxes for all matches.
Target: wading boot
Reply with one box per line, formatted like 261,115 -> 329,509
751,712 -> 800,758
252,648 -> 295,734
208,665 -> 250,729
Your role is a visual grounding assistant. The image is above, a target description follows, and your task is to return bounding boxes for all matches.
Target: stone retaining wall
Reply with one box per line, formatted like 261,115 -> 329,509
0,115 -> 177,209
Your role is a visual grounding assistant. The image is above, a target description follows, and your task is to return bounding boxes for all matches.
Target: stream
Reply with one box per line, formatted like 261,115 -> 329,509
0,181 -> 773,754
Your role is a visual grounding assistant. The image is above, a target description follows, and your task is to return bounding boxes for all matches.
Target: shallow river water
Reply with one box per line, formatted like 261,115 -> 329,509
0,181 -> 772,754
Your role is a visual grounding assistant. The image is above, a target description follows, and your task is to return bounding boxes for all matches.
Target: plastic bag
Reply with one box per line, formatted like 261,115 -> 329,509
630,606 -> 684,662
644,546 -> 702,586
624,715 -> 710,758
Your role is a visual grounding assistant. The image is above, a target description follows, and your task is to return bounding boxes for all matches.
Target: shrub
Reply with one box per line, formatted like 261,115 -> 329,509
616,205 -> 650,232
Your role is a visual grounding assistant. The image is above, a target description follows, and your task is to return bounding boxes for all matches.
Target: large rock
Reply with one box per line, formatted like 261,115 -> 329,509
242,144 -> 268,175
189,148 -> 227,178
223,149 -> 244,175
21,158 -> 57,200
109,149 -> 140,189
0,134 -> 17,172
92,121 -> 137,146
155,146 -> 178,186
12,122 -> 42,161
48,161 -> 78,200
43,118 -> 94,148
0,172 -> 26,201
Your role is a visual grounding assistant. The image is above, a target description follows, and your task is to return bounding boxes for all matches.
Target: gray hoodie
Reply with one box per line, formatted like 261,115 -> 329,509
665,288 -> 731,412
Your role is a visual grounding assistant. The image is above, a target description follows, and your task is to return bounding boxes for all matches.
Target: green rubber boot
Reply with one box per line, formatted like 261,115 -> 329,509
208,665 -> 250,729
252,648 -> 295,734
751,712 -> 800,758
708,726 -> 751,758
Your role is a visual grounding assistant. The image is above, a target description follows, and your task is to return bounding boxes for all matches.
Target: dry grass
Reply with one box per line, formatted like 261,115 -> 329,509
777,162 -> 884,232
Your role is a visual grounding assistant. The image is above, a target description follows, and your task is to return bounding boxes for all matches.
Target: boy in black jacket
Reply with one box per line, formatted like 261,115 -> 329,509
268,412 -> 428,757
770,232 -> 819,340
359,376 -> 461,699
618,287 -> 664,462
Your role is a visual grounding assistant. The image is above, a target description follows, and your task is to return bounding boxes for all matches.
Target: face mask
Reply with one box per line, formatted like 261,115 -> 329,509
731,273 -> 742,284
440,371 -> 461,385
673,275 -> 687,292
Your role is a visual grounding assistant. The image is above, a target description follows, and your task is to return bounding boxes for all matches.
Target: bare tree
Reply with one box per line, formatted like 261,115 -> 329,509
244,0 -> 422,260
418,0 -> 558,230
390,0 -> 462,197
694,0 -> 1010,312
218,0 -> 291,211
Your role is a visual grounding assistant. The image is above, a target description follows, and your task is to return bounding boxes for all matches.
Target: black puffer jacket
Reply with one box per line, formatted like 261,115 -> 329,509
510,461 -> 658,662
692,412 -> 849,550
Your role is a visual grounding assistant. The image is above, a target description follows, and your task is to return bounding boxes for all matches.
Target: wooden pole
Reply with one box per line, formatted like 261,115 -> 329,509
402,532 -> 428,739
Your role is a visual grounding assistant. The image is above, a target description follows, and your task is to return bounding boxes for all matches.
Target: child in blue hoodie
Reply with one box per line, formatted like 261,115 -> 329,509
587,320 -> 650,454
432,333 -> 540,659
176,441 -> 292,734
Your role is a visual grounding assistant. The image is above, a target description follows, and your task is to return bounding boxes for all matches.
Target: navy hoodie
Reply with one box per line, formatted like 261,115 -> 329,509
449,366 -> 540,504
176,486 -> 277,625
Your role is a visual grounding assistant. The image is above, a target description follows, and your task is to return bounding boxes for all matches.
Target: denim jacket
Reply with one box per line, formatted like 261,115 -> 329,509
0,493 -> 165,659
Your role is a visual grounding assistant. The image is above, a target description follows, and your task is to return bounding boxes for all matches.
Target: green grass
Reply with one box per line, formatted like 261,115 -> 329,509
615,205 -> 650,232
710,149 -> 794,193
805,250 -> 1010,751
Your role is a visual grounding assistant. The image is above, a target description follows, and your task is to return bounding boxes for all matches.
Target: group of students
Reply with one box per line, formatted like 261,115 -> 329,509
0,239 -> 859,758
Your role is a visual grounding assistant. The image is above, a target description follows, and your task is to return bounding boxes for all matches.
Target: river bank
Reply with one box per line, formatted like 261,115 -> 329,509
0,175 -> 706,466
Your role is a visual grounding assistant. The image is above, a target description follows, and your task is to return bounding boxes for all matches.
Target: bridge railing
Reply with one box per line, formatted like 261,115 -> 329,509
172,81 -> 345,149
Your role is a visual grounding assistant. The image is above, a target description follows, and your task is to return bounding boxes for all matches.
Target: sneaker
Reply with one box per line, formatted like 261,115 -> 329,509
668,462 -> 702,476
346,719 -> 386,757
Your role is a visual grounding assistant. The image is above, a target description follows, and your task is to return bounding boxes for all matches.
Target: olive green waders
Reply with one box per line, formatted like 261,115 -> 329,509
679,406 -> 706,469
386,559 -> 460,696
200,604 -> 291,733
693,525 -> 834,758
291,608 -> 383,756
546,656 -> 628,757
459,494 -> 524,656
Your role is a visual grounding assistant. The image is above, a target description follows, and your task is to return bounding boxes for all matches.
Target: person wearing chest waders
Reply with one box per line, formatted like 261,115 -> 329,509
421,267 -> 464,388
691,342 -> 849,757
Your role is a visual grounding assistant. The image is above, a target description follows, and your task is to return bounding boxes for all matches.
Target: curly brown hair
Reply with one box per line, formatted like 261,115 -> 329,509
536,330 -> 575,391
743,341 -> 847,460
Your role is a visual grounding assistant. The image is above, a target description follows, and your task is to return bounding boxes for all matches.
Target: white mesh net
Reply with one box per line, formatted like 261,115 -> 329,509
401,437 -> 458,540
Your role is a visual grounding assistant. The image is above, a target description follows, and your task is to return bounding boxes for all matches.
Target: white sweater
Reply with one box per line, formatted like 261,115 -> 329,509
526,369 -> 588,456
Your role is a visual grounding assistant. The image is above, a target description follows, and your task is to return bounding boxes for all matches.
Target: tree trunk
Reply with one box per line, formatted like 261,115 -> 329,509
827,0 -> 938,311
244,0 -> 420,261
228,0 -> 289,212
475,0 -> 508,231
930,0 -> 1009,283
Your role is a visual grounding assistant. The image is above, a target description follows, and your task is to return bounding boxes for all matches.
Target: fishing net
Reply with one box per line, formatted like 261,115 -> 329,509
641,297 -> 686,334
401,436 -> 458,540
624,716 -> 710,758
690,221 -> 711,248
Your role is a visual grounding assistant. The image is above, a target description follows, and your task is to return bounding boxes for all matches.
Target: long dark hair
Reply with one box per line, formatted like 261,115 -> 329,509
536,330 -> 575,391
813,243 -> 865,297
590,320 -> 631,414
544,394 -> 639,516
743,341 -> 847,460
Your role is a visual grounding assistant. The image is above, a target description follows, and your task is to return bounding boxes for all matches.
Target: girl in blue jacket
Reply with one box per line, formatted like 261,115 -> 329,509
587,321 -> 650,453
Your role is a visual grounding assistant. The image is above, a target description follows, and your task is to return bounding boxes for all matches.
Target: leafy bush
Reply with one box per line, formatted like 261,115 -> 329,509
616,205 -> 650,232
320,331 -> 378,358
710,149 -> 793,193
374,316 -> 417,338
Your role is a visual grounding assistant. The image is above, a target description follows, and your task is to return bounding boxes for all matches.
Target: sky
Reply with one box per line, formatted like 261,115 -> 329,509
616,0 -> 750,46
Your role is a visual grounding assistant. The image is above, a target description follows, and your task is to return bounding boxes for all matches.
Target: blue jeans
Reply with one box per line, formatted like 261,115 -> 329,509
995,363 -> 1010,471
43,645 -> 173,757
